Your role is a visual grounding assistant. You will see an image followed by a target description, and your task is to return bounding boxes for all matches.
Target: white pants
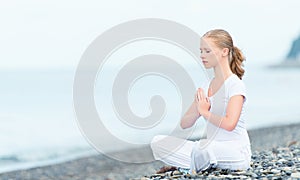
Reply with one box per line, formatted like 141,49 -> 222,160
150,135 -> 251,173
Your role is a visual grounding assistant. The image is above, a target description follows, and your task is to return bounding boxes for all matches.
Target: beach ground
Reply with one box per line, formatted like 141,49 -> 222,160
1,123 -> 300,180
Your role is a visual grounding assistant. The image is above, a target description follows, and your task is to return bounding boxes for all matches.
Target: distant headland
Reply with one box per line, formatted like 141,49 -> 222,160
287,34 -> 300,60
269,33 -> 300,68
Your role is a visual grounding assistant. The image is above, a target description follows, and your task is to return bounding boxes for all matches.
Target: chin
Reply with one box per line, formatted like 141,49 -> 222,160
203,65 -> 211,69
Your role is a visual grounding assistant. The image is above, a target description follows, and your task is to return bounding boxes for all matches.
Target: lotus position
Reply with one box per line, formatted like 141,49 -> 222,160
151,29 -> 252,174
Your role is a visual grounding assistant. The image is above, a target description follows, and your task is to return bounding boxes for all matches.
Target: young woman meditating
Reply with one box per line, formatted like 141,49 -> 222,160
151,29 -> 251,174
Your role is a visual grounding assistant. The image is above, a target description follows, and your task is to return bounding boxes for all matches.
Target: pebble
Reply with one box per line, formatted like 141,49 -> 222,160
134,144 -> 300,179
291,172 -> 300,178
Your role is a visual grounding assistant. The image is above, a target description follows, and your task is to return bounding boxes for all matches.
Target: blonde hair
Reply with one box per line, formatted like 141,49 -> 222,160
203,29 -> 245,79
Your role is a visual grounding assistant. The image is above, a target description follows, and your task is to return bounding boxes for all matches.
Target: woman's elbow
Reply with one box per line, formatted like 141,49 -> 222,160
223,118 -> 238,131
180,121 -> 188,129
226,123 -> 238,131
224,125 -> 235,131
180,120 -> 194,129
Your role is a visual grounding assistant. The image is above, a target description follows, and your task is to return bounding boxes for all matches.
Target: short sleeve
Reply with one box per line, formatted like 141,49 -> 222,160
228,79 -> 247,102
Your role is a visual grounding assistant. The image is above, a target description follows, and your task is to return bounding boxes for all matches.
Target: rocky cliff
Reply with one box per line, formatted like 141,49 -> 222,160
286,34 -> 300,60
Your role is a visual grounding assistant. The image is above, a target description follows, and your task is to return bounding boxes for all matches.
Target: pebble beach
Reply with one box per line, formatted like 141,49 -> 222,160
1,123 -> 300,180
135,144 -> 300,179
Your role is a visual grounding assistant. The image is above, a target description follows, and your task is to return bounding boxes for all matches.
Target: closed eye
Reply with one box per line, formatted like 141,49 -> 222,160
200,49 -> 211,54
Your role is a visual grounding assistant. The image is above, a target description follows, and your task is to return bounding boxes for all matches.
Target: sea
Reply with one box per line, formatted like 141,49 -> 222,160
1,63 -> 300,173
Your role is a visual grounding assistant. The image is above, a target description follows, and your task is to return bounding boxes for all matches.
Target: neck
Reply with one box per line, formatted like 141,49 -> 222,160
213,59 -> 233,81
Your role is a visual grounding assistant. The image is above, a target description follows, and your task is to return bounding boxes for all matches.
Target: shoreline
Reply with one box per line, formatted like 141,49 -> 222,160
1,122 -> 300,179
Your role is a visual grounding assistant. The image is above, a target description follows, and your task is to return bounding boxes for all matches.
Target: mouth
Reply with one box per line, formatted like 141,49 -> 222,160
202,61 -> 208,64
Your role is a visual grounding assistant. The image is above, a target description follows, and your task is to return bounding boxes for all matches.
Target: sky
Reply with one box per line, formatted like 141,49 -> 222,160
0,0 -> 299,69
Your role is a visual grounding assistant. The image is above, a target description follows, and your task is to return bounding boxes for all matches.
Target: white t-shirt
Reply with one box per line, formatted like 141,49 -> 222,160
205,74 -> 250,145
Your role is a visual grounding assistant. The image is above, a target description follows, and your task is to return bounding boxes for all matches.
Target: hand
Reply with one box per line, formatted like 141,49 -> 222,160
196,88 -> 211,117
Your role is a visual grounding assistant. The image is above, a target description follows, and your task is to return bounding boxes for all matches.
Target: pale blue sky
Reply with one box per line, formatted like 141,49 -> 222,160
0,0 -> 299,69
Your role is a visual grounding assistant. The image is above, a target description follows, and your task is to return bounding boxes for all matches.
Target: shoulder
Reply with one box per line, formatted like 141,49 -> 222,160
227,74 -> 246,89
226,74 -> 246,99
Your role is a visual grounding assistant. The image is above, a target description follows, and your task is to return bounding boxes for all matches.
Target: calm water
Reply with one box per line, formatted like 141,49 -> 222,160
0,64 -> 300,173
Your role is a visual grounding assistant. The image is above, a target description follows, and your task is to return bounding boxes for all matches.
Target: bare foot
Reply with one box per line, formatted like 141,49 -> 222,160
156,166 -> 177,174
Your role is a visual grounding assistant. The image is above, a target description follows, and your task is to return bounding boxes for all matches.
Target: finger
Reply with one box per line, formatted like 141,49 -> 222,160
198,89 -> 202,101
208,87 -> 213,97
195,93 -> 199,102
201,88 -> 207,98
206,97 -> 209,103
200,88 -> 206,100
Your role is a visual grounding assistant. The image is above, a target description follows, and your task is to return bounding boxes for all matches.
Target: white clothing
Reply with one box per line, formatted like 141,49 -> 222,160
151,74 -> 252,173
151,135 -> 194,168
207,74 -> 249,143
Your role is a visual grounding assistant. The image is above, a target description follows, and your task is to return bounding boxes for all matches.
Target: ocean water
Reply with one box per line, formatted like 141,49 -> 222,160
0,64 -> 300,173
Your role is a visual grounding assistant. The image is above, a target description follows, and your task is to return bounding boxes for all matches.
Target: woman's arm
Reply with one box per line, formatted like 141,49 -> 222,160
180,93 -> 201,129
197,88 -> 244,131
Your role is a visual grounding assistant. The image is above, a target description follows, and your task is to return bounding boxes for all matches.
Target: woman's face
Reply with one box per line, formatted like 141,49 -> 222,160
200,37 -> 222,69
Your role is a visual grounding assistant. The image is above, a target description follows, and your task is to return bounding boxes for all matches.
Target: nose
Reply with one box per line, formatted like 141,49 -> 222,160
200,54 -> 205,60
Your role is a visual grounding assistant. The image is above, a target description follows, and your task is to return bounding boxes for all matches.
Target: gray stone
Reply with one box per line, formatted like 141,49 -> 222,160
291,172 -> 300,178
135,145 -> 300,180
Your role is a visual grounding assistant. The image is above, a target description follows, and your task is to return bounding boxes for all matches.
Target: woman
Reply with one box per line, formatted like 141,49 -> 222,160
151,29 -> 251,174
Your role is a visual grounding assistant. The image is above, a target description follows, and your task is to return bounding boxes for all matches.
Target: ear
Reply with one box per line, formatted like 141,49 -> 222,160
222,48 -> 229,57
